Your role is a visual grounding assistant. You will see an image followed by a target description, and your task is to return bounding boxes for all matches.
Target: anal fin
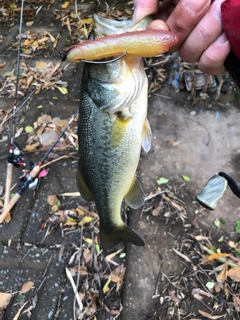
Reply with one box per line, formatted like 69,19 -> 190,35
125,177 -> 145,209
76,164 -> 94,201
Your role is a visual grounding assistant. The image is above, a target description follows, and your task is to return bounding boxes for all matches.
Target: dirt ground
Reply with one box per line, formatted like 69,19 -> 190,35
1,1 -> 240,320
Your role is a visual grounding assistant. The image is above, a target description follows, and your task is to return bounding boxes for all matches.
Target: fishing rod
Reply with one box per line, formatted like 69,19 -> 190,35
3,0 -> 26,212
0,108 -> 79,223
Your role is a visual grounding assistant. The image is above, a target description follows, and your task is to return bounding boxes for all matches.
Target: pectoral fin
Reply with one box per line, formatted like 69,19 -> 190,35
125,177 -> 145,209
100,224 -> 145,250
111,116 -> 130,149
142,118 -> 152,153
76,164 -> 94,201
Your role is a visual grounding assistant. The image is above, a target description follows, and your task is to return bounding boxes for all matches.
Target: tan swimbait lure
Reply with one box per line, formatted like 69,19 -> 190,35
67,16 -> 178,62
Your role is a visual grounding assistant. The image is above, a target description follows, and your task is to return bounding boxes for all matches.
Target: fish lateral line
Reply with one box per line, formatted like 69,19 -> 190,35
67,29 -> 179,62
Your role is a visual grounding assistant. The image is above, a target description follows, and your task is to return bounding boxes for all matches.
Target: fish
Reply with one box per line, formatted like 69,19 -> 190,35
70,14 -> 178,250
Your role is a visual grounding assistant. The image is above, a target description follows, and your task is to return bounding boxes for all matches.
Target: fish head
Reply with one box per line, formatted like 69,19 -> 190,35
92,14 -> 152,38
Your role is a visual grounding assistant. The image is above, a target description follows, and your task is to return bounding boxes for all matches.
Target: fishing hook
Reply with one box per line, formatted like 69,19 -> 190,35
80,52 -> 127,64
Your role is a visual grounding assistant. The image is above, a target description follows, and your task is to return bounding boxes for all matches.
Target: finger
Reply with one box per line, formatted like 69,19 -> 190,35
147,19 -> 170,31
133,0 -> 159,23
179,0 -> 226,62
198,33 -> 231,74
166,0 -> 211,50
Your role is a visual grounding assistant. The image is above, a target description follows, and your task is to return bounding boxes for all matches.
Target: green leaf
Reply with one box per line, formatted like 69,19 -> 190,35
56,200 -> 61,206
95,244 -> 100,255
206,281 -> 215,290
235,221 -> 240,233
55,85 -> 68,95
181,175 -> 191,182
53,96 -> 58,100
219,218 -> 226,225
218,236 -> 224,242
214,219 -> 221,228
4,69 -> 15,77
25,126 -> 34,133
156,177 -> 169,185
37,105 -> 43,109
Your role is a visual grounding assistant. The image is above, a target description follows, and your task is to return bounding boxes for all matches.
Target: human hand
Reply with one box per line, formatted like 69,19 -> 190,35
133,0 -> 231,75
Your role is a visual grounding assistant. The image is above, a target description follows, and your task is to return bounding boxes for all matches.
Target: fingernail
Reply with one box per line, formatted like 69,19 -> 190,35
217,33 -> 229,45
185,0 -> 209,15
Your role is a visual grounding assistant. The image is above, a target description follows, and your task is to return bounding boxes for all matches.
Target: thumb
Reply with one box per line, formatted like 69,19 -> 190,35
133,0 -> 159,23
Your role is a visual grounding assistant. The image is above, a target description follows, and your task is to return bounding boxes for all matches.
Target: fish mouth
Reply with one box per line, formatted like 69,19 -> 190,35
92,14 -> 152,38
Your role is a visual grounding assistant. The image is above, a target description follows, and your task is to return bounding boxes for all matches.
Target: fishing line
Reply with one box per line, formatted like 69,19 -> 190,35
3,0 -> 26,212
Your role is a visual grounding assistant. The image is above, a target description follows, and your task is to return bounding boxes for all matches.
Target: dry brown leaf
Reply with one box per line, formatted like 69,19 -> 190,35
198,310 -> 224,319
169,290 -> 181,303
36,61 -> 47,70
83,248 -> 92,265
105,248 -> 123,262
24,142 -> 40,152
233,295 -> 240,311
110,265 -> 125,292
0,292 -> 12,309
26,21 -> 34,26
227,267 -> 240,282
37,36 -> 49,44
19,281 -> 34,294
195,235 -> 209,241
152,206 -> 162,216
47,194 -> 58,206
217,263 -> 228,281
37,114 -> 52,125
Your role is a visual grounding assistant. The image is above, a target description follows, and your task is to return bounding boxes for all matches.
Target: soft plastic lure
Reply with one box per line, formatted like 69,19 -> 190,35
67,29 -> 179,62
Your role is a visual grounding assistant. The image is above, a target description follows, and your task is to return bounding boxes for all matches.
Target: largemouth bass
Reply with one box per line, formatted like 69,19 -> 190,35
70,14 -> 178,250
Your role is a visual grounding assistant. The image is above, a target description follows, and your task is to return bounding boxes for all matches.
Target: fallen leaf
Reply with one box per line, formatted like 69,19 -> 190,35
47,194 -> 58,206
55,85 -> 68,95
217,263 -> 228,281
19,281 -> 34,294
233,295 -> 240,311
181,175 -> 191,182
36,61 -> 47,70
62,1 -> 70,8
208,253 -> 229,261
206,282 -> 215,290
36,114 -> 52,125
26,21 -> 34,26
25,126 -> 34,133
79,216 -> 93,226
152,206 -> 162,216
156,177 -> 169,185
198,310 -> 224,319
227,267 -> 240,282
106,248 -> 123,262
110,265 -> 125,291
0,292 -> 12,309
82,18 -> 93,24
103,276 -> 111,294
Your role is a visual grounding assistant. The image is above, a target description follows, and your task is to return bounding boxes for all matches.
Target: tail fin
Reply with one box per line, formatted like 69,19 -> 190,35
100,224 -> 145,250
